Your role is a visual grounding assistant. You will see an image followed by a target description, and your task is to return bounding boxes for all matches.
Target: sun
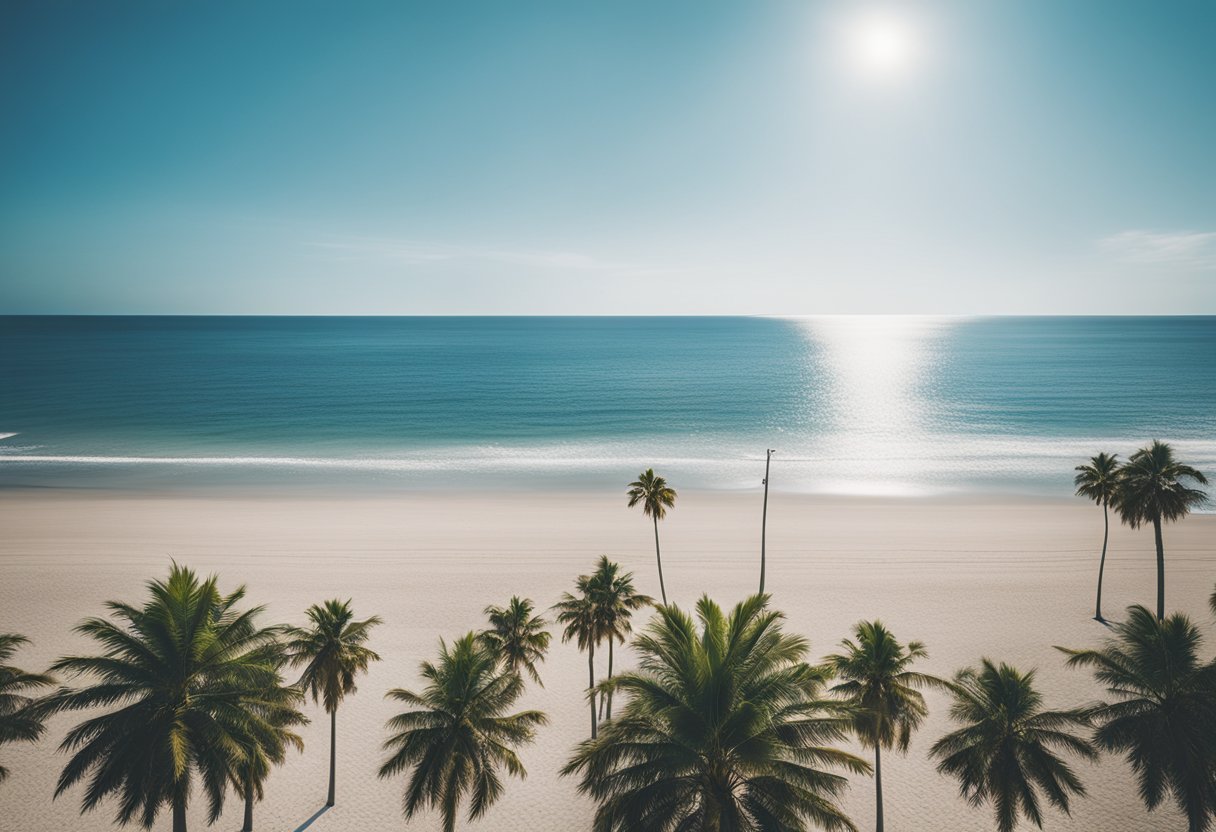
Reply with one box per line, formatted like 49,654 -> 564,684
846,9 -> 922,79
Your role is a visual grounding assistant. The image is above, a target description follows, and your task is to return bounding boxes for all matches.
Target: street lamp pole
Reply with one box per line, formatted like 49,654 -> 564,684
760,448 -> 775,594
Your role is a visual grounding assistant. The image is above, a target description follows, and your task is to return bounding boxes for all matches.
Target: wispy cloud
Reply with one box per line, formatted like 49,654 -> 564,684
306,236 -> 681,278
1099,229 -> 1216,268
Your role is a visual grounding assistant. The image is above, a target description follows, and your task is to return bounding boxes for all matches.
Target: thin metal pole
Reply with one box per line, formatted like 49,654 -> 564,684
760,448 -> 774,594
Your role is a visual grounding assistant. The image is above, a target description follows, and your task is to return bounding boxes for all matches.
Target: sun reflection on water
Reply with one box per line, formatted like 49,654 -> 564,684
791,315 -> 957,495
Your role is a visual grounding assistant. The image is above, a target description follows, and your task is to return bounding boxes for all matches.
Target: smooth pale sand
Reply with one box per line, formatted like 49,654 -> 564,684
1,489 -> 1213,832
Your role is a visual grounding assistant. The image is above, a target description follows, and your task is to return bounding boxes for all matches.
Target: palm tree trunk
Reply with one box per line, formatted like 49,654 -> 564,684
598,639 -> 612,721
1153,515 -> 1165,621
1094,502 -> 1109,620
874,744 -> 883,832
172,789 -> 187,832
327,708 -> 336,806
653,515 -> 667,605
241,772 -> 254,832
606,639 -> 614,721
588,643 -> 598,739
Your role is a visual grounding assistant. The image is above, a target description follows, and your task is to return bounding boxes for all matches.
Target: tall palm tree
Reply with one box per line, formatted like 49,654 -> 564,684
285,599 -> 381,807
235,656 -> 308,832
1058,605 -> 1216,832
554,574 -> 606,739
1113,440 -> 1209,620
43,564 -> 283,832
930,659 -> 1096,832
827,621 -> 944,832
0,633 -> 55,784
587,556 -> 652,722
1074,451 -> 1121,621
626,468 -> 677,605
479,596 -> 551,686
378,633 -> 547,832
562,594 -> 869,832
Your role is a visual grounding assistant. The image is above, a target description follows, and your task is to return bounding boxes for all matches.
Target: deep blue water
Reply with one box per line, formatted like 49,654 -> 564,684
1,316 -> 1213,495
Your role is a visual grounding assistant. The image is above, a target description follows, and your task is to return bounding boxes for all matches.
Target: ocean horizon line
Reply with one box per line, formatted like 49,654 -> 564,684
4,312 -> 1216,319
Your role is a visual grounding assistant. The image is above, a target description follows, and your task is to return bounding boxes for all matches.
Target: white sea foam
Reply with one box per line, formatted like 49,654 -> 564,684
2,434 -> 1213,497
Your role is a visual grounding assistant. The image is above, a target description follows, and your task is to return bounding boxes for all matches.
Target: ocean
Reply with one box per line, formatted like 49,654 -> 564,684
1,316 -> 1213,496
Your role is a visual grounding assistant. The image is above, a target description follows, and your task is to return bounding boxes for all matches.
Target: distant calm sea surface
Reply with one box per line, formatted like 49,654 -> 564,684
1,316 -> 1213,496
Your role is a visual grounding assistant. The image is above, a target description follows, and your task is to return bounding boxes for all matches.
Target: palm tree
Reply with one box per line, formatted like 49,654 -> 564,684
378,633 -> 547,832
562,594 -> 869,832
1113,440 -> 1209,620
285,599 -> 382,807
827,621 -> 944,832
554,574 -> 606,739
235,655 -> 308,832
1058,605 -> 1216,832
930,659 -> 1096,832
43,564 -> 283,832
626,468 -> 677,605
1074,451 -> 1121,621
479,596 -> 551,686
587,556 -> 652,722
0,633 -> 55,784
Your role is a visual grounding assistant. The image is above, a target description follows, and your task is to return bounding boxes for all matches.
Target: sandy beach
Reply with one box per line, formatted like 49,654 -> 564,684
1,488 -> 1212,831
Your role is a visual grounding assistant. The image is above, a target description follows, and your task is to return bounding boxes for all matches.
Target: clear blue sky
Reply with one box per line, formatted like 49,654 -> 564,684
2,1 -> 1214,314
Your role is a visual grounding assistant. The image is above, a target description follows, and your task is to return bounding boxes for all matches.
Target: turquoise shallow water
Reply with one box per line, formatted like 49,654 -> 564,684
1,316 -> 1213,495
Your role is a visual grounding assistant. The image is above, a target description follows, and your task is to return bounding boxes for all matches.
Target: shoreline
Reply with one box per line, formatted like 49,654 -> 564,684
0,482 -> 1099,505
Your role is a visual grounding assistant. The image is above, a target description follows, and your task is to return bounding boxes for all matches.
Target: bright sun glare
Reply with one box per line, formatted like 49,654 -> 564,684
846,9 -> 921,79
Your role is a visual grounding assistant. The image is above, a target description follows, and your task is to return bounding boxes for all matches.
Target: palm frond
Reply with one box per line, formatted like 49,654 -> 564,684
45,564 -> 300,829
563,593 -> 866,832
1059,604 -> 1216,830
930,659 -> 1094,832
379,632 -> 544,828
